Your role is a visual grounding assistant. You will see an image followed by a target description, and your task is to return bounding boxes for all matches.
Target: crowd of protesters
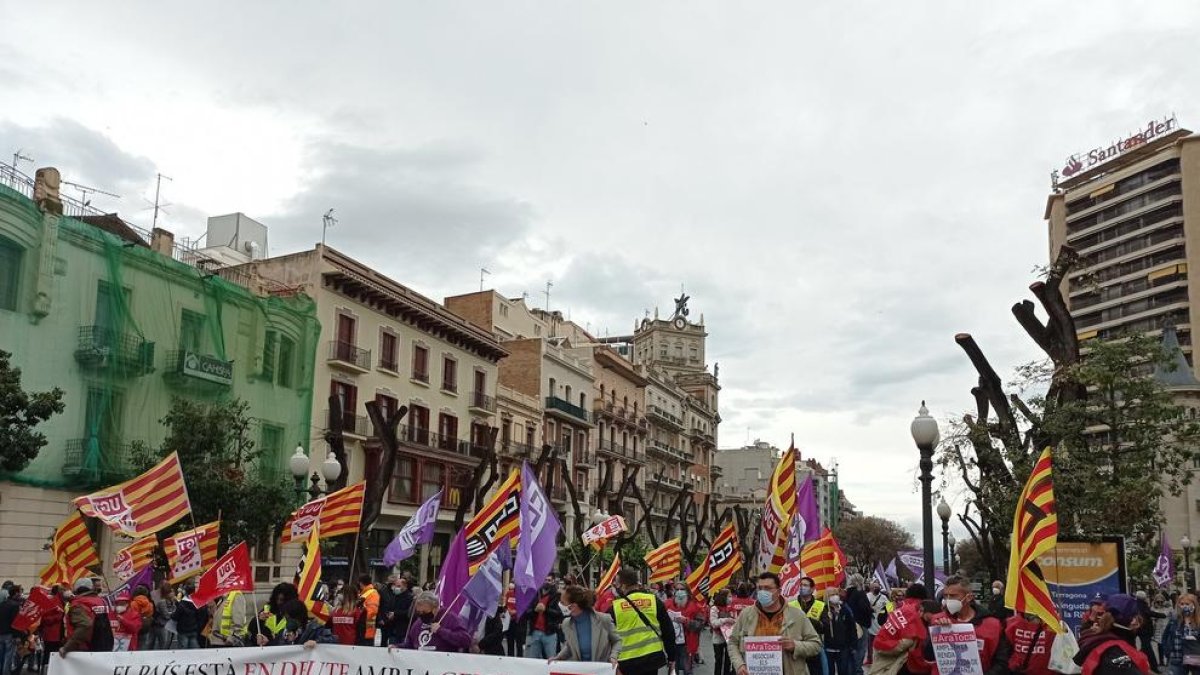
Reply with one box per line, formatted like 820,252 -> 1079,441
0,569 -> 1170,675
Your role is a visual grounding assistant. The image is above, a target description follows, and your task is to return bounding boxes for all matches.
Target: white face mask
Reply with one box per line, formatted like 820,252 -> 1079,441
943,598 -> 964,616
828,596 -> 842,606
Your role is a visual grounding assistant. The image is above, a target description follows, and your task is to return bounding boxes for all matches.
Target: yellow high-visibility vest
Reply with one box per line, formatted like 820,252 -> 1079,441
612,592 -> 663,662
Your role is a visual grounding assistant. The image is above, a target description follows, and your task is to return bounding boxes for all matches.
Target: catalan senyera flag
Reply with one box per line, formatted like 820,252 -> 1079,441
113,535 -> 158,581
597,553 -> 621,596
73,452 -> 192,537
1005,447 -> 1061,630
757,442 -> 798,574
708,522 -> 743,594
464,469 -> 521,574
800,528 -> 847,590
294,522 -> 330,623
686,555 -> 712,601
163,521 -> 220,582
645,538 -> 682,584
38,512 -> 100,586
281,482 -> 366,545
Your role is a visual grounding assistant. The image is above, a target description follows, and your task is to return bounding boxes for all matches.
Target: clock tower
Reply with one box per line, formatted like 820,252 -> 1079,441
633,293 -> 708,375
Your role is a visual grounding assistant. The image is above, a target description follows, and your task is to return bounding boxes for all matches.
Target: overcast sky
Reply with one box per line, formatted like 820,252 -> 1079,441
4,1 -> 1198,540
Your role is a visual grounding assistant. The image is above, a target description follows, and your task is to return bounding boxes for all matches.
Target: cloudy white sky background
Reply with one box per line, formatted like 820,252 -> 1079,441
4,2 -> 1199,540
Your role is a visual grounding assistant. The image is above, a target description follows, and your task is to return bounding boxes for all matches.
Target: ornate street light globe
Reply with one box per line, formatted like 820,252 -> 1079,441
289,445 -> 309,479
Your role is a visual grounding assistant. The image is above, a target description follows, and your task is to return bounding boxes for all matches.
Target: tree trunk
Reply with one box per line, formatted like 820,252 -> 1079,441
453,427 -> 499,532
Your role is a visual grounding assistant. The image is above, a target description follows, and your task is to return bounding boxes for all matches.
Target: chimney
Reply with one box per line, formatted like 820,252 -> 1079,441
150,228 -> 175,257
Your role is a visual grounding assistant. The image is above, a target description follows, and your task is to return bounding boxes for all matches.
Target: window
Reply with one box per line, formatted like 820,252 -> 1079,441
442,357 -> 458,393
331,381 -> 358,433
0,239 -> 21,311
262,331 -> 278,381
474,370 -> 486,395
259,424 -> 284,481
548,378 -> 556,397
380,332 -> 398,371
377,393 -> 399,420
277,336 -> 295,387
565,385 -> 572,402
390,456 -> 417,504
579,392 -> 586,409
439,413 -> 459,449
422,463 -> 444,501
499,304 -> 509,317
409,405 -> 430,445
180,310 -> 205,351
412,345 -> 429,382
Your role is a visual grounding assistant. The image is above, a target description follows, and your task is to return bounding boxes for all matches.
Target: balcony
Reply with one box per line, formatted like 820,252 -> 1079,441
74,326 -> 155,377
469,391 -> 497,414
164,350 -> 233,390
650,505 -> 670,518
468,442 -> 491,459
326,409 -> 371,438
689,426 -> 715,445
397,425 -> 473,459
545,396 -> 593,425
598,440 -> 646,464
499,441 -> 535,459
646,405 -> 683,430
327,341 -> 371,372
649,474 -> 685,491
550,481 -> 568,502
574,449 -> 596,467
648,438 -> 687,462
63,438 -> 137,486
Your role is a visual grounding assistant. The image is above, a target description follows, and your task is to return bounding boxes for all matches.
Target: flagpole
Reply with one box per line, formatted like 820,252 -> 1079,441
347,528 -> 362,581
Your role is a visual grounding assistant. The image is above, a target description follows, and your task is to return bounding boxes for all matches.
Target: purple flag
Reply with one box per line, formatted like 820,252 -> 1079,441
1153,532 -> 1175,588
108,563 -> 154,603
786,474 -> 823,558
384,490 -> 442,566
437,529 -> 471,613
897,549 -> 945,592
873,561 -> 891,593
463,546 -> 506,613
885,557 -> 899,583
514,461 -> 561,616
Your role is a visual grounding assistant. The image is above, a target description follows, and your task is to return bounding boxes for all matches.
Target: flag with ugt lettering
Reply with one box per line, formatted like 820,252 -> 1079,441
73,452 -> 192,536
645,538 -> 682,584
113,535 -> 158,581
757,443 -> 797,574
1004,447 -> 1062,630
164,521 -> 220,582
192,541 -> 254,607
281,482 -> 366,545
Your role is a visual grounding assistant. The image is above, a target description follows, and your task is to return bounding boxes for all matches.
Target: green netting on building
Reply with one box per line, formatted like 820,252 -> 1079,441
0,182 -> 321,491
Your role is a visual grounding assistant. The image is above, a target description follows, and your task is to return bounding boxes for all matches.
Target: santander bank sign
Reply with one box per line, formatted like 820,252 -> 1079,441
1061,115 -> 1179,178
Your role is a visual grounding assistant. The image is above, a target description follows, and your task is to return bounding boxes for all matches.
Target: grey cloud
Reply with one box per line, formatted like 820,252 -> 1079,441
0,118 -> 155,201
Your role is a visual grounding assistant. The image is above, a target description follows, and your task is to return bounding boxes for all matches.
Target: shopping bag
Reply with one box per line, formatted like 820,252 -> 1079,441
1049,622 -> 1082,675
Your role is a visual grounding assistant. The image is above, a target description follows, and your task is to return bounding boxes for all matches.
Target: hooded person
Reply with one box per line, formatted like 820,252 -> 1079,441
1074,593 -> 1151,675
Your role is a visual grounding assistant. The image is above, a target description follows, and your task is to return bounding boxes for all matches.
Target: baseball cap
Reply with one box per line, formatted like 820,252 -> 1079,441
1104,593 -> 1139,625
73,577 -> 93,592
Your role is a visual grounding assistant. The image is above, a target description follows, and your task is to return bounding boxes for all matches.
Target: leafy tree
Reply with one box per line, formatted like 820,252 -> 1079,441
0,349 -> 65,473
131,397 -> 295,552
832,516 -> 914,570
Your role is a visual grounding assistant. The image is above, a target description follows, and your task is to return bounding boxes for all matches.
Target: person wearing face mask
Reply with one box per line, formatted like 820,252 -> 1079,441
823,588 -> 863,675
845,575 -> 875,675
1161,593 -> 1200,675
608,569 -> 675,675
399,592 -> 471,652
504,582 -> 524,657
925,576 -> 1009,675
552,586 -> 621,665
386,577 -> 412,648
989,582 -> 1012,623
1134,590 -> 1165,672
1004,612 -> 1053,675
790,577 -> 829,675
1074,594 -> 1151,675
729,572 -> 823,675
519,576 -> 565,659
868,581 -> 892,664
711,590 -> 738,675
666,584 -> 703,675
268,600 -> 334,648
868,585 -> 935,675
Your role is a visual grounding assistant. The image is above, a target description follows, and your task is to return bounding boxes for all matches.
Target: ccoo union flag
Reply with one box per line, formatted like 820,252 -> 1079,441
73,452 -> 192,537
800,528 -> 847,590
757,442 -> 797,574
708,522 -> 743,594
1004,447 -> 1061,629
465,470 -> 521,574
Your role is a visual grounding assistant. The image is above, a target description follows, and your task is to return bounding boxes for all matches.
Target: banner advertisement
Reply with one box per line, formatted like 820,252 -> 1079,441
1040,538 -> 1126,636
930,624 -> 984,675
50,644 -> 614,675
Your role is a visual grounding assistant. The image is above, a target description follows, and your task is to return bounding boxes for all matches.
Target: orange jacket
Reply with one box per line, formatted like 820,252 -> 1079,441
358,587 -> 380,640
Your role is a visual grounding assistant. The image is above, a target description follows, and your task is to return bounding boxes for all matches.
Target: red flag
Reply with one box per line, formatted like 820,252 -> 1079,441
73,452 -> 192,536
11,587 -> 56,633
280,482 -> 366,545
191,542 -> 254,607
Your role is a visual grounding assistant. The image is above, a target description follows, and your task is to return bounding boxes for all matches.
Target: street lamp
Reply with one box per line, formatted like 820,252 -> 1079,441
591,508 -> 608,525
937,497 -> 952,575
911,401 -> 940,591
289,444 -> 310,498
1184,536 -> 1194,593
321,450 -> 343,485
947,534 -> 957,574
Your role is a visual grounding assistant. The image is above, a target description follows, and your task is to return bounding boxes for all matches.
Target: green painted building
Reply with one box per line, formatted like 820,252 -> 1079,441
0,168 -> 320,585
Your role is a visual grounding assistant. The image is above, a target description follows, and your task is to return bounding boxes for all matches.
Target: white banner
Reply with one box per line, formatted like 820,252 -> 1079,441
50,645 -> 615,675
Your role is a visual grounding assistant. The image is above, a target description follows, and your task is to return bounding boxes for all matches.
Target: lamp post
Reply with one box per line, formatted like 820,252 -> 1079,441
289,444 -> 310,500
1184,536 -> 1194,594
947,534 -> 956,575
937,497 -> 951,576
911,401 -> 940,591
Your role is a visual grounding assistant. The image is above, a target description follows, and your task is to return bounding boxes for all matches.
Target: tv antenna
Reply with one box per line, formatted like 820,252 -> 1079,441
479,267 -> 490,291
544,280 -> 553,312
63,180 -> 120,208
11,150 -> 32,172
322,209 -> 337,245
152,173 -> 172,229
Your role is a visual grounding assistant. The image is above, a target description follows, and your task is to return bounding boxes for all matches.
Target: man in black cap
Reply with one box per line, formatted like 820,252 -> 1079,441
1075,594 -> 1151,675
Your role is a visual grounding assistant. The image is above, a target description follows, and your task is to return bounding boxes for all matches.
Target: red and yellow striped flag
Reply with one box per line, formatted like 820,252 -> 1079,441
709,522 -> 743,594
1005,447 -> 1061,629
294,522 -> 329,623
73,452 -> 192,537
800,528 -> 847,590
38,512 -> 100,586
281,482 -> 366,544
645,538 -> 682,584
164,521 -> 220,582
113,535 -> 158,581
757,443 -> 797,574
464,470 -> 521,574
686,556 -> 712,601
597,553 -> 621,596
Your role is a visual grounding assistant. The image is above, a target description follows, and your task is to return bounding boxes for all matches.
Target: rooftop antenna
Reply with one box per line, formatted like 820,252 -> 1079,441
63,180 -> 120,208
152,173 -> 172,229
544,280 -> 553,312
12,150 -> 32,172
480,267 -> 490,292
322,209 -> 337,246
